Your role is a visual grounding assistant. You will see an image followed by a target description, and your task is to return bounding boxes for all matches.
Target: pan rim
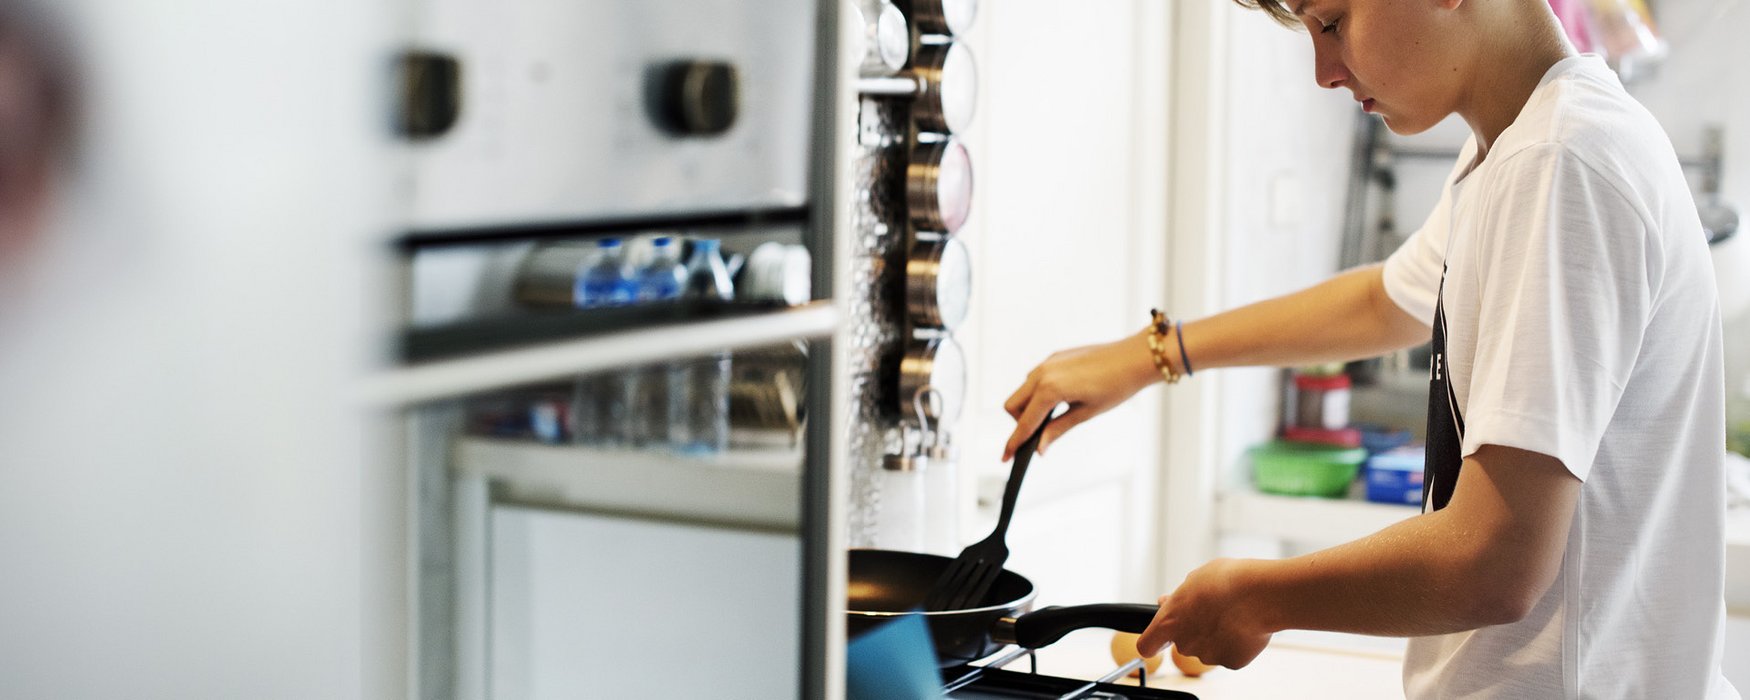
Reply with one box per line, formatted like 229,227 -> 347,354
845,584 -> 1037,618
846,549 -> 1039,617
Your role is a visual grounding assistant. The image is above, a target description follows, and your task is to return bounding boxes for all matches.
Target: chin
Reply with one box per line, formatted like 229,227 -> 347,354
1380,113 -> 1439,137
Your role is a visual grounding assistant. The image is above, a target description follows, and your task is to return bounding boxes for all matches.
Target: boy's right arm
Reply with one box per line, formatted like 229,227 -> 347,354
1002,263 -> 1431,459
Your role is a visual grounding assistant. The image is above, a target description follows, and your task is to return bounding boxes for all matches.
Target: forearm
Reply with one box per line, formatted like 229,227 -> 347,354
1236,510 -> 1517,638
1175,264 -> 1429,373
1137,451 -> 1577,664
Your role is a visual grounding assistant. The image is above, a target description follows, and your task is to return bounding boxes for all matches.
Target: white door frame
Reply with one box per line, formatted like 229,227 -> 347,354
1155,0 -> 1230,591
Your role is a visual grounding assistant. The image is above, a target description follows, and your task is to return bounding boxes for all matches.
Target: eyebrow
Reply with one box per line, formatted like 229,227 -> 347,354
1289,0 -> 1308,16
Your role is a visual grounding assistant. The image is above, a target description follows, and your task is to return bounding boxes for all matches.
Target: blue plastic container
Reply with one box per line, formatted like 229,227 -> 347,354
1365,446 -> 1425,505
1358,424 -> 1414,455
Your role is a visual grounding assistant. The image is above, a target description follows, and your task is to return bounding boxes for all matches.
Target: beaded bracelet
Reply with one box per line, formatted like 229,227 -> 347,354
1146,309 -> 1183,384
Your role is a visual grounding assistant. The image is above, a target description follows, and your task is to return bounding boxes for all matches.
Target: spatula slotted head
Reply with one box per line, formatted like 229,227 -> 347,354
921,550 -> 1003,612
920,413 -> 1051,612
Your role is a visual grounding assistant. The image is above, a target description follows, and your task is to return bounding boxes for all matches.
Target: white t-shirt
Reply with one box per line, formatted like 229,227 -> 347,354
1382,55 -> 1739,699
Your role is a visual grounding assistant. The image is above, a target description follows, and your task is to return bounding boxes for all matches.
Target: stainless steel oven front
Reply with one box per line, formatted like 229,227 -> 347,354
403,0 -> 818,233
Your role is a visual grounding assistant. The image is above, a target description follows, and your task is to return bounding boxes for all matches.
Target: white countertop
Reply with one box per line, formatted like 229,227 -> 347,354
1015,629 -> 1406,699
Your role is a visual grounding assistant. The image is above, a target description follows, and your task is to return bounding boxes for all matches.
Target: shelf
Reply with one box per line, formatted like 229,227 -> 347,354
395,205 -> 812,249
452,437 -> 803,531
361,301 -> 837,407
1217,489 -> 1419,545
402,299 -> 798,363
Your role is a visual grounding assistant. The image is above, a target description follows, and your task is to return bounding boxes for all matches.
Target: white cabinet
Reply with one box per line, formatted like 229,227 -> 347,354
1726,614 -> 1750,693
1729,510 -> 1750,611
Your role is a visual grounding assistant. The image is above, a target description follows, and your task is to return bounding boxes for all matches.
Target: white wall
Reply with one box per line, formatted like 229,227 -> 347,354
952,0 -> 1170,606
0,3 -> 396,699
1213,8 -> 1358,490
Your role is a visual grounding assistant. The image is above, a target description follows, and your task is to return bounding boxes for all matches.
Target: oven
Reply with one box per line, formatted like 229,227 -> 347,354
388,1 -> 850,699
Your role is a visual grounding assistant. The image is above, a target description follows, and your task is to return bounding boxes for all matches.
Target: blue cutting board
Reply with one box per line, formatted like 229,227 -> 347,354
845,613 -> 944,700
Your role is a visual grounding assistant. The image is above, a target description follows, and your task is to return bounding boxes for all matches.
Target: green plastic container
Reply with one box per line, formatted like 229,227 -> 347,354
1250,440 -> 1368,498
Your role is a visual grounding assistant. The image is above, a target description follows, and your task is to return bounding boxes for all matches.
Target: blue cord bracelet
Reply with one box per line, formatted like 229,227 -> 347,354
1175,321 -> 1194,376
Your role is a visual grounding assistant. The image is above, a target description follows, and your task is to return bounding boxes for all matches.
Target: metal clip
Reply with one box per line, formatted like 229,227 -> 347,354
914,386 -> 955,461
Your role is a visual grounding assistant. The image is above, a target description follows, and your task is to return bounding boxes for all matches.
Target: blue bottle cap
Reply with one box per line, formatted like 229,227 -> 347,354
597,238 -> 622,248
651,236 -> 673,247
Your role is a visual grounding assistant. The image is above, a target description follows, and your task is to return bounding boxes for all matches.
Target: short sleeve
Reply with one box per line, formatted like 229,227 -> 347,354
1382,223 -> 1445,328
1459,144 -> 1649,481
1382,137 -> 1478,327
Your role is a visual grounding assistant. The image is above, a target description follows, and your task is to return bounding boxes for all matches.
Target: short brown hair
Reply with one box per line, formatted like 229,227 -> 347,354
1232,0 -> 1299,27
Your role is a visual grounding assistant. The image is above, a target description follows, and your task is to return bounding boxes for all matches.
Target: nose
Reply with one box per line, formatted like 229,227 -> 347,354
1312,38 -> 1349,90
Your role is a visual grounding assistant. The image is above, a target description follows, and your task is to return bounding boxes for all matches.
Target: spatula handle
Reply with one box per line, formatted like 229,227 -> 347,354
991,413 -> 1052,541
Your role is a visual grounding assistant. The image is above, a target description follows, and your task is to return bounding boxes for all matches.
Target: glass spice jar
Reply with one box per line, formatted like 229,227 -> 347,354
1294,372 -> 1353,431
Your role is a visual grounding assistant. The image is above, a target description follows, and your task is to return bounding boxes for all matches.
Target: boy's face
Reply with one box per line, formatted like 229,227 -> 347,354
1290,0 -> 1468,135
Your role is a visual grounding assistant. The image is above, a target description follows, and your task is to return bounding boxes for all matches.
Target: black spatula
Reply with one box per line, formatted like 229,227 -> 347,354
921,413 -> 1052,612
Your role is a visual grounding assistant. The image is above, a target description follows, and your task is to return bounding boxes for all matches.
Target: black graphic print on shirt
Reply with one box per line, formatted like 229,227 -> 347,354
1424,266 -> 1466,513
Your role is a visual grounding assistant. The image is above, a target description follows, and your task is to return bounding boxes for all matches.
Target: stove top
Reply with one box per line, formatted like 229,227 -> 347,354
941,648 -> 1198,699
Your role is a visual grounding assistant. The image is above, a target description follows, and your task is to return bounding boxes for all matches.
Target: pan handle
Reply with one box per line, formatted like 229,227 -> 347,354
992,603 -> 1157,649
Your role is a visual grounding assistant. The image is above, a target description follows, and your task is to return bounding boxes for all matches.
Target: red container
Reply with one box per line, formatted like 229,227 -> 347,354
1282,425 -> 1363,448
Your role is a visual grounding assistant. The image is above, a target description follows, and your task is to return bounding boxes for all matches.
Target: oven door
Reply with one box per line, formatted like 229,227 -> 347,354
404,0 -> 817,233
487,505 -> 800,698
408,344 -> 813,700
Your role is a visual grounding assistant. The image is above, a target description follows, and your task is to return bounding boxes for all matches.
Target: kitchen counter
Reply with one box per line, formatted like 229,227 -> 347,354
1018,629 -> 1406,699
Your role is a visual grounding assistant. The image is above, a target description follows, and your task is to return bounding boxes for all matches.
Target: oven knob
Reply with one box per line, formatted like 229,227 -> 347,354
656,60 -> 740,136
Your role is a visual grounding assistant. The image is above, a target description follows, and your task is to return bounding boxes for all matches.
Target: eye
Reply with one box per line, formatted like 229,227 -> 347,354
1320,17 -> 1341,35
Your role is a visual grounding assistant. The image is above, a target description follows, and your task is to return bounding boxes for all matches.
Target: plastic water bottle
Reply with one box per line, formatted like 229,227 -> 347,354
635,237 -> 686,302
575,238 -> 635,308
572,238 -> 636,445
670,239 -> 733,454
627,237 -> 687,446
680,239 -> 733,301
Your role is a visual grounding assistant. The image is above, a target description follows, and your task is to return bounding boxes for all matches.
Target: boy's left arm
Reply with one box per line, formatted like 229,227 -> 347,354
1135,445 -> 1580,667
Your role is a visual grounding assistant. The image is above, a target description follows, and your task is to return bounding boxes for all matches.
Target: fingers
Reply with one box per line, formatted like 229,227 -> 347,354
1037,404 -> 1094,455
1135,595 -> 1174,658
1002,399 -> 1056,462
1004,371 -> 1039,419
1001,375 -> 1034,462
1003,387 -> 1095,459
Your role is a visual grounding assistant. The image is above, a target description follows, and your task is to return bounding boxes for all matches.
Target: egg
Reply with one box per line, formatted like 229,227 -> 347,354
1171,647 -> 1217,677
1107,631 -> 1164,677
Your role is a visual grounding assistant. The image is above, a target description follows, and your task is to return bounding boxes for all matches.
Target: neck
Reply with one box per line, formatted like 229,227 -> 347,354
1453,2 -> 1576,159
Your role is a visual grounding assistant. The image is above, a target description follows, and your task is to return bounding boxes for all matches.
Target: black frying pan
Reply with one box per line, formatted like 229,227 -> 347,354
847,549 -> 1157,667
